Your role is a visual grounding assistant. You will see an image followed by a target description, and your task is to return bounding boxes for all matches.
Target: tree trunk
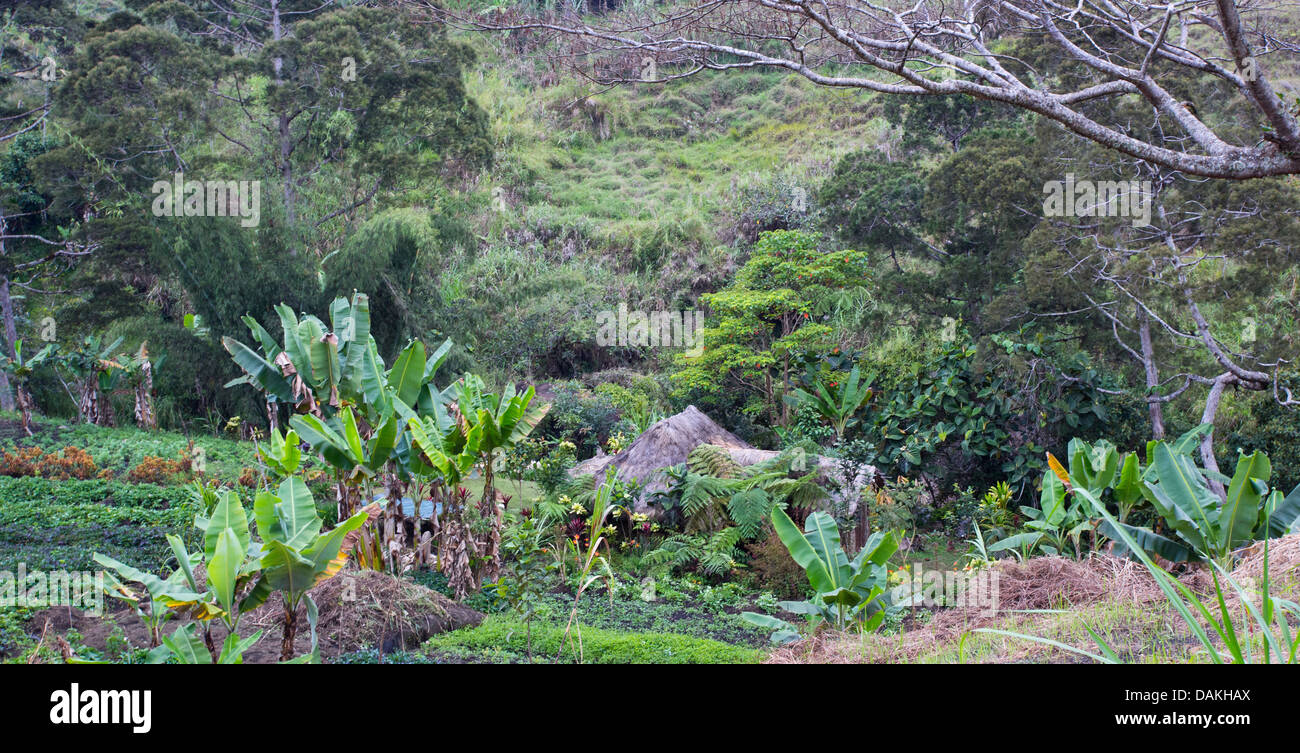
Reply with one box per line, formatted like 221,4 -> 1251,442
203,624 -> 219,663
0,213 -> 18,411
1199,374 -> 1233,501
281,599 -> 298,662
1137,307 -> 1165,439
271,0 -> 297,239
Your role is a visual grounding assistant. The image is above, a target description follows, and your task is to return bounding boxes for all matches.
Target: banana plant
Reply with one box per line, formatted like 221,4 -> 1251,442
406,411 -> 479,488
290,406 -> 399,487
257,426 -> 302,482
1139,443 -> 1300,567
993,431 -> 1206,561
224,293 -> 373,419
783,364 -> 874,440
444,375 -> 549,506
1019,427 -> 1300,567
151,623 -> 263,664
225,293 -> 455,427
742,508 -> 896,644
992,458 -> 1098,559
57,334 -> 124,426
1,339 -> 56,435
96,485 -> 265,660
94,555 -> 202,649
245,476 -> 370,662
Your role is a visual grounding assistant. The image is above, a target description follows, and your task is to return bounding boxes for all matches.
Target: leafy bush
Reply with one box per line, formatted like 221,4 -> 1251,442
126,453 -> 193,485
541,382 -> 625,458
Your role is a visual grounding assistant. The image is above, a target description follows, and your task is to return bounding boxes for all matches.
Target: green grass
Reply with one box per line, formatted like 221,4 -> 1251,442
464,36 -> 887,264
462,476 -> 544,510
410,569 -> 772,647
423,615 -> 766,664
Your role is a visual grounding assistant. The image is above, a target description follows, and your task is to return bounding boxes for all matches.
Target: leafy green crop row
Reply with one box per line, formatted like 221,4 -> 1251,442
423,616 -> 764,664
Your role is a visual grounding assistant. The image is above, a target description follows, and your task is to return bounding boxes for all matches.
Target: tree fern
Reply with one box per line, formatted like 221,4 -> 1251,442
687,444 -> 742,479
727,488 -> 775,539
643,527 -> 743,575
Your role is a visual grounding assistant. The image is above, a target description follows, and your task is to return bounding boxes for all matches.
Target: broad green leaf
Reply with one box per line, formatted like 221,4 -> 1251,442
260,540 -> 318,600
1115,453 -> 1143,507
771,507 -> 834,594
203,490 -> 250,561
161,624 -> 211,664
1221,450 -> 1270,552
222,337 -> 293,402
801,511 -> 851,588
289,413 -> 357,470
276,304 -> 313,385
1263,483 -> 1300,537
387,341 -> 427,410
341,407 -> 366,465
274,476 -> 321,550
1147,442 -> 1219,554
207,527 -> 243,616
1039,470 -> 1067,526
217,630 -> 263,664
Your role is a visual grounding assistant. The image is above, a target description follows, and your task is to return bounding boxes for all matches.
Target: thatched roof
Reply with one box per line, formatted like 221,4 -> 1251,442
570,406 -> 750,497
570,405 -> 878,514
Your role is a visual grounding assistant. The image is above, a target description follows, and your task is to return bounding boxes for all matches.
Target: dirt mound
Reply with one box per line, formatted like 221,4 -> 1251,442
245,569 -> 483,657
768,540 -> 1300,664
766,553 -> 1209,664
23,568 -> 481,663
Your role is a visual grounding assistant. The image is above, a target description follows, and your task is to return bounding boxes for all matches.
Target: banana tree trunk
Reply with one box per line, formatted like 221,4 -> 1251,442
15,385 -> 33,436
280,599 -> 298,662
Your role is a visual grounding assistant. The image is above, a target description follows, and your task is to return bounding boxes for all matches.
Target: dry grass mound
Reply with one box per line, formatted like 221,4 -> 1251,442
767,534 -> 1300,664
23,568 -> 482,663
245,569 -> 483,658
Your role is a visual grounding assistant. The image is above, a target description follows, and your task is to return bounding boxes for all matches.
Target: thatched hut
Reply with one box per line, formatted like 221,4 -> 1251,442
570,405 -> 876,513
571,406 -> 749,499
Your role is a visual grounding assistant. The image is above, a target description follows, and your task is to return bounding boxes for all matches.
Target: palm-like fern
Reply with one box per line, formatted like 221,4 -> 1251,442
643,528 -> 744,576
644,446 -> 829,574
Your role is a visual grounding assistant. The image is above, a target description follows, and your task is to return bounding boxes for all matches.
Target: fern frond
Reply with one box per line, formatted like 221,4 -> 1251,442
727,488 -> 774,539
688,444 -> 742,478
680,472 -> 734,517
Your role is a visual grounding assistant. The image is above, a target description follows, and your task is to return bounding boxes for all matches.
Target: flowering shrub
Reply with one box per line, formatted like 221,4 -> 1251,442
503,438 -> 576,494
